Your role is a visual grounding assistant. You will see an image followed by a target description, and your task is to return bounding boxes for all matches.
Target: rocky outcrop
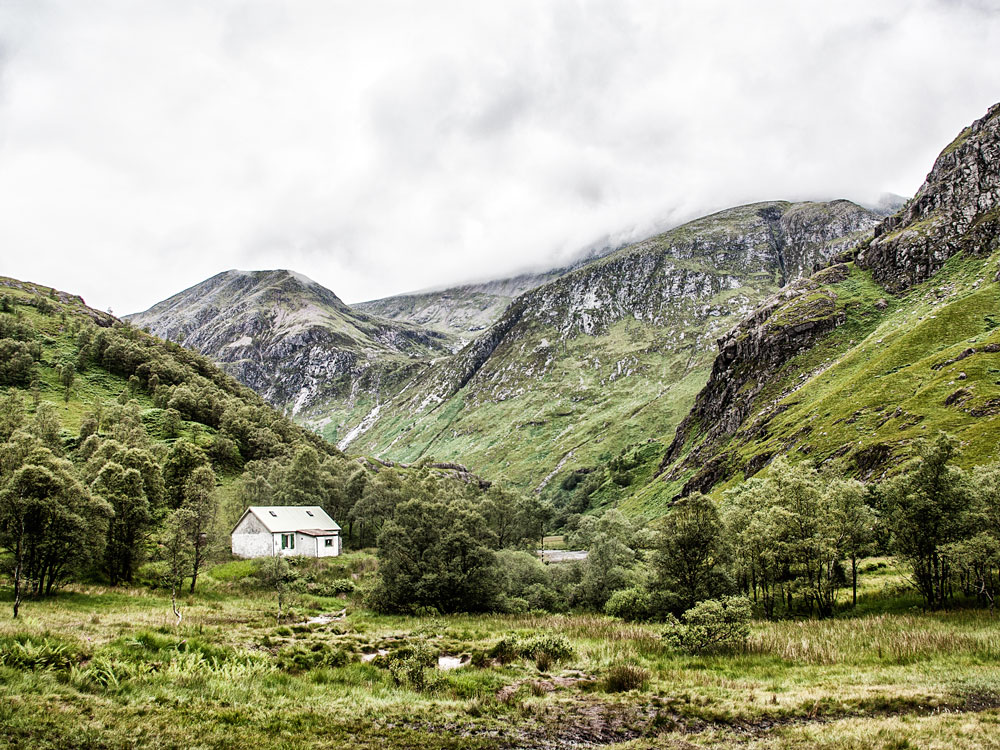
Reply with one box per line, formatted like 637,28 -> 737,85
658,277 -> 845,491
657,101 -> 1000,498
127,270 -> 450,414
859,102 -> 1000,292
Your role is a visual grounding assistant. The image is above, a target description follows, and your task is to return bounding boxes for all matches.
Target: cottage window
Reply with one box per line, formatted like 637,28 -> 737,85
281,533 -> 295,549
269,511 -> 278,517
324,539 -> 333,547
306,511 -> 314,517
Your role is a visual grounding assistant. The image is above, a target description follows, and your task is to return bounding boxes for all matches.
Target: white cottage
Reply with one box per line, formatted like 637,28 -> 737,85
231,506 -> 342,559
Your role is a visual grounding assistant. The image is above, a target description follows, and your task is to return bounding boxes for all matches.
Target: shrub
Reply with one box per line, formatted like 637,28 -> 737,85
487,635 -> 521,664
519,634 -> 574,664
488,633 -> 574,667
135,561 -> 172,589
603,661 -> 649,693
604,587 -> 652,622
385,643 -> 439,692
662,596 -> 752,654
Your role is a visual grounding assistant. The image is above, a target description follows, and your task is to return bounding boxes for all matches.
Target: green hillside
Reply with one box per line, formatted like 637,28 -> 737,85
631,102 -> 1000,512
328,200 -> 879,497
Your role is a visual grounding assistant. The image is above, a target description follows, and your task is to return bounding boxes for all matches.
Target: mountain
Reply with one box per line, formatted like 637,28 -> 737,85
350,243 -> 626,346
351,269 -> 568,347
334,199 -> 880,491
646,102 -> 1000,508
126,270 -> 452,417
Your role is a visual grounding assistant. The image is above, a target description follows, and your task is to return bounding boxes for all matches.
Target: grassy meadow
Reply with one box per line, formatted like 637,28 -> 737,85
2,554 -> 998,750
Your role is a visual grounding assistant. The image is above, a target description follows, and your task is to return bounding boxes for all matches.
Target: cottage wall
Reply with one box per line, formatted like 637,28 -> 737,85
295,533 -> 318,557
231,513 -> 274,558
316,534 -> 341,558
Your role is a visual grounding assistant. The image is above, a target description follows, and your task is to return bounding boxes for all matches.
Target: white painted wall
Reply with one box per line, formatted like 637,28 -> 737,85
316,534 -> 341,558
231,513 -> 274,558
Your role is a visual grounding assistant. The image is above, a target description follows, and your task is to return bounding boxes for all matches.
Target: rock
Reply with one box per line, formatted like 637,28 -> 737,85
858,103 -> 1000,293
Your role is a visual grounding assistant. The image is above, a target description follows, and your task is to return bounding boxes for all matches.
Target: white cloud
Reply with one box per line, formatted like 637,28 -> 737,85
0,0 -> 998,314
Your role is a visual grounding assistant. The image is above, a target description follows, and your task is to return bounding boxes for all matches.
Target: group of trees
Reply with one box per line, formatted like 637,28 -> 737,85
604,436 -> 999,620
369,433 -> 998,620
0,288 -> 365,616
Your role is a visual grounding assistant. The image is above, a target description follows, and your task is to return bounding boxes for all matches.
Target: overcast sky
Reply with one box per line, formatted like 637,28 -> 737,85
1,1 -> 999,314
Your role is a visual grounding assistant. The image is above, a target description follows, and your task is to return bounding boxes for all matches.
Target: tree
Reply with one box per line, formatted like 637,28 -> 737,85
481,484 -> 551,550
162,440 -> 209,508
651,492 -> 732,614
724,479 -> 782,618
0,339 -> 35,385
0,438 -> 110,615
374,495 -> 500,613
351,468 -> 408,548
825,475 -> 875,607
881,434 -> 975,609
93,461 -> 152,585
260,554 -> 296,622
181,464 -> 217,593
574,511 -> 637,610
160,507 -> 195,624
0,390 -> 25,443
58,360 -> 75,402
29,401 -> 62,454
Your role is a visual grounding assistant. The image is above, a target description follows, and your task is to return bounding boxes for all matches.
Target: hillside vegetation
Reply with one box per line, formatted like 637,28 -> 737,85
640,102 -> 1000,512
333,200 -> 878,497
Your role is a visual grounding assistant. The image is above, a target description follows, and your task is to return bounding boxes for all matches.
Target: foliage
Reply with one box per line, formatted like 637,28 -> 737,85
604,586 -> 652,622
373,488 -> 500,614
880,434 -> 977,609
651,492 -> 732,614
662,596 -> 753,654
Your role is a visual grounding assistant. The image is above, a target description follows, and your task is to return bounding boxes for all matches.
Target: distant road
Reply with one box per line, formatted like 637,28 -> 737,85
539,549 -> 588,563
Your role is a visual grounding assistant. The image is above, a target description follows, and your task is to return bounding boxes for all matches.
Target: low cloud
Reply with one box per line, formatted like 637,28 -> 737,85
0,0 -> 998,313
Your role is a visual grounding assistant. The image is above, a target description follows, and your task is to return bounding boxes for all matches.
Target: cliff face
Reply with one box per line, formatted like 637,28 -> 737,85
859,103 -> 1000,292
335,200 -> 878,489
126,270 -> 450,415
655,102 -> 1000,500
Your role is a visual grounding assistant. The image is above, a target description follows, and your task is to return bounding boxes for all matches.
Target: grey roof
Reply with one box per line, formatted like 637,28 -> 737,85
236,506 -> 341,534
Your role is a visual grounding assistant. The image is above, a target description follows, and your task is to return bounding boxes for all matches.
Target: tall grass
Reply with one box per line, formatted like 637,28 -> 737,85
747,613 -> 1000,665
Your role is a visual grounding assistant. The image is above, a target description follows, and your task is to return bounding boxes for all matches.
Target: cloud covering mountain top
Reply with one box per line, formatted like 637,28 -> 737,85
1,0 -> 998,314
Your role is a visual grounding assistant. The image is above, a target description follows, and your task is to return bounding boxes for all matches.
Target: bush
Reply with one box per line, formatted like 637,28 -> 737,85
604,587 -> 652,622
135,561 -> 172,589
488,633 -> 574,667
662,596 -> 752,654
603,661 -> 649,693
384,643 -> 439,692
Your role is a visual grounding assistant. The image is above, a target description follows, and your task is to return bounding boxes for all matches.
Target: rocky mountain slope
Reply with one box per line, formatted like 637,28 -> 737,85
127,270 -> 451,417
350,242 -> 626,345
329,199 -> 879,490
352,270 -> 566,347
642,102 -> 1000,511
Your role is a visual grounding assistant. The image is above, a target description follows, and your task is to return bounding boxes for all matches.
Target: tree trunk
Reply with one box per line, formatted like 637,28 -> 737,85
12,520 -> 24,619
851,554 -> 858,608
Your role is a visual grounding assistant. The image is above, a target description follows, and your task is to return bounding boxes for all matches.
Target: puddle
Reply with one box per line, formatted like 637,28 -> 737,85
306,609 -> 346,625
438,654 -> 470,671
539,550 -> 588,563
